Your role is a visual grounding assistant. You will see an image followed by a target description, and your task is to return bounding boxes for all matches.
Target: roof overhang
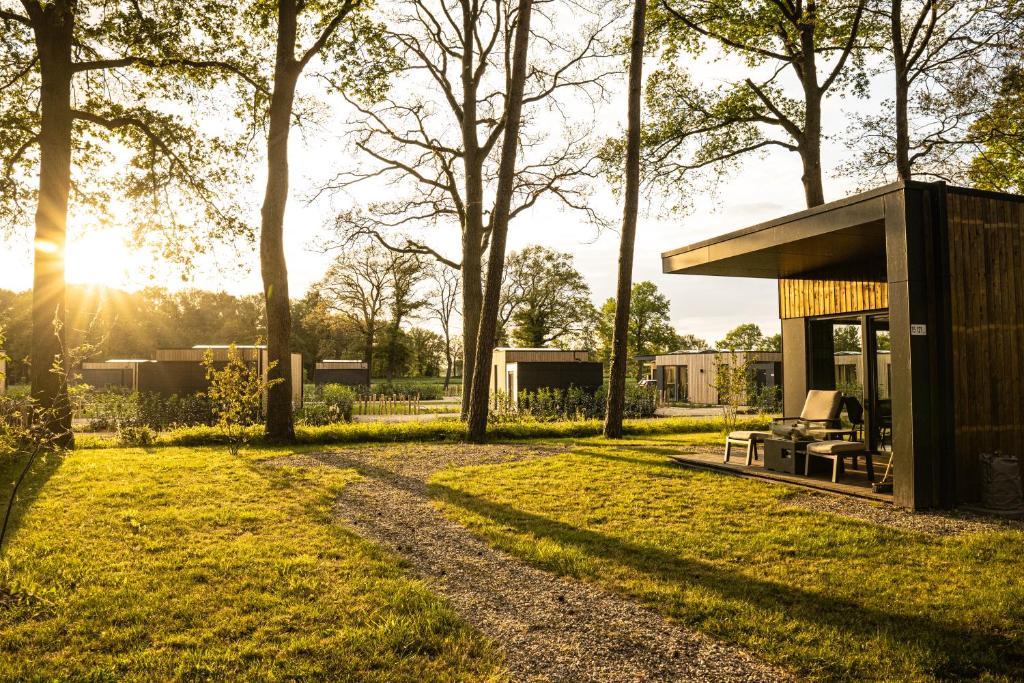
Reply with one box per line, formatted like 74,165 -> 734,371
662,183 -> 903,279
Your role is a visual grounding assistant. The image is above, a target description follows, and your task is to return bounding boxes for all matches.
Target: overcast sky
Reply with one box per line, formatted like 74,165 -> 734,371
0,7 -> 892,346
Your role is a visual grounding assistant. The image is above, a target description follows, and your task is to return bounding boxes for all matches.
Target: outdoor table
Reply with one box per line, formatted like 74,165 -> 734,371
763,437 -> 811,475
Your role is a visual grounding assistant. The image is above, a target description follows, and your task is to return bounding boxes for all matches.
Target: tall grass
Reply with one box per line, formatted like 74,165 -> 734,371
73,416 -> 770,449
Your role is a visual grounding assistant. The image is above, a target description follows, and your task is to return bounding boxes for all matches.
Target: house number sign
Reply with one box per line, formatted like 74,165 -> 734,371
910,324 -> 927,336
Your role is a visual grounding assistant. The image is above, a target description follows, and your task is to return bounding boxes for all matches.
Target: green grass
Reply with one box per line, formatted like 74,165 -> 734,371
431,433 -> 1024,681
0,445 -> 504,681
74,416 -> 769,450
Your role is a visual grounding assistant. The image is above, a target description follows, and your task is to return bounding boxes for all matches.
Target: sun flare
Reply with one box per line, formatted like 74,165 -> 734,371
65,231 -> 134,289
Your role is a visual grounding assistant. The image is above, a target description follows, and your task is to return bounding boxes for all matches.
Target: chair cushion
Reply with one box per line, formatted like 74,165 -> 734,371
770,423 -> 810,439
800,390 -> 843,421
807,440 -> 866,455
805,428 -> 855,439
728,431 -> 770,441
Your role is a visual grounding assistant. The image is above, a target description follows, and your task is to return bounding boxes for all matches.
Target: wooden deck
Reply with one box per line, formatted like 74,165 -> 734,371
668,446 -> 894,504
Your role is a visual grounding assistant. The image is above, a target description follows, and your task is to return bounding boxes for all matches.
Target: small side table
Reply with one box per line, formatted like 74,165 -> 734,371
763,438 -> 809,474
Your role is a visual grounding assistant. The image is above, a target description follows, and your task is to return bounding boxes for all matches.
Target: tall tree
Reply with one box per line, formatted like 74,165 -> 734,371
466,0 -> 535,442
253,0 -> 392,442
850,0 -> 1015,183
0,1 -> 256,444
604,0 -> 647,438
597,282 -> 679,381
716,323 -> 768,351
326,0 -> 615,415
499,246 -> 596,348
425,265 -> 460,389
315,244 -> 391,380
969,64 -> 1024,191
381,251 -> 427,380
639,0 -> 871,209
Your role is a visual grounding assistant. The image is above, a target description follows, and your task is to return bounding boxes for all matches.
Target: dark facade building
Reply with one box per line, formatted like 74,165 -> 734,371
663,181 -> 1024,510
489,348 -> 602,402
81,346 -> 304,407
312,360 -> 370,387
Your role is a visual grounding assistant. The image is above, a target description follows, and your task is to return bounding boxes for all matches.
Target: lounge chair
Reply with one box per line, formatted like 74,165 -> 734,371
724,430 -> 769,466
806,440 -> 874,483
770,389 -> 844,439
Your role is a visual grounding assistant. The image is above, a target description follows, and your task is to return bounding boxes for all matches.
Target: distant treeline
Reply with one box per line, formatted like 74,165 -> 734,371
0,286 -> 449,384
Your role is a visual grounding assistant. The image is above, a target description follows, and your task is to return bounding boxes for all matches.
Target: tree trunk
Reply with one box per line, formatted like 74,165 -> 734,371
364,327 -> 374,386
466,0 -> 535,442
261,0 -> 300,443
603,0 -> 647,439
798,17 -> 825,209
459,1 -> 484,418
892,1 -> 912,182
30,3 -> 76,448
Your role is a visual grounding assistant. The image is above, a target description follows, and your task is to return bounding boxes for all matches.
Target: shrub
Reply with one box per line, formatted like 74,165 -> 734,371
202,346 -> 281,455
116,424 -> 156,447
321,384 -> 356,422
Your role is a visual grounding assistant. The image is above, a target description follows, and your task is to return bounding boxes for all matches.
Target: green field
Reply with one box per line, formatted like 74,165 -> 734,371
0,445 -> 502,681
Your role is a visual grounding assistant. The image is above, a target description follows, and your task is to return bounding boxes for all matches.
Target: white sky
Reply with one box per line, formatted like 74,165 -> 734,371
0,7 -> 895,346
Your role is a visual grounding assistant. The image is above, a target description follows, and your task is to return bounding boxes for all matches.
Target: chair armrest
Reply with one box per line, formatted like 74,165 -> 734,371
771,416 -> 802,423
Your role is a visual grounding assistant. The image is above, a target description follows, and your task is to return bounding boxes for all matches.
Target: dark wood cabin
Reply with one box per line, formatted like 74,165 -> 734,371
312,360 -> 370,387
489,348 -> 602,402
663,181 -> 1024,510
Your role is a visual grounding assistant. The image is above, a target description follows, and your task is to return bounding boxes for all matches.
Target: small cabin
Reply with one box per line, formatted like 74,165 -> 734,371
663,181 -> 1024,509
651,350 -> 783,404
80,359 -> 155,391
489,348 -> 603,403
80,345 -> 303,408
313,360 -> 370,387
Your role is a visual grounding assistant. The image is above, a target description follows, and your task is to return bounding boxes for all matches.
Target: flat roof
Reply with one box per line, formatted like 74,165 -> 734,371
661,182 -> 907,278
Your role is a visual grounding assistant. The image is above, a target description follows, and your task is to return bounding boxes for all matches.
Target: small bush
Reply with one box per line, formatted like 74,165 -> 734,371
322,384 -> 356,422
203,346 -> 281,455
116,424 -> 156,447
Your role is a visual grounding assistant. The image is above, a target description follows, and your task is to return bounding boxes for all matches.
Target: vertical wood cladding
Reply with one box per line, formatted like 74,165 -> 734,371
778,278 -> 888,319
946,190 -> 1024,501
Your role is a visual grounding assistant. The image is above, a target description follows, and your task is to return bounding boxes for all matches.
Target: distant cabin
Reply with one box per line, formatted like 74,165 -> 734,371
80,345 -> 303,408
313,360 -> 370,387
646,350 -> 783,404
489,348 -> 603,403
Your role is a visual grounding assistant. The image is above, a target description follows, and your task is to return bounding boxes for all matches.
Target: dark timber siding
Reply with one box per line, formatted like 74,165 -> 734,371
80,367 -> 134,389
778,278 -> 889,319
516,361 -> 603,393
313,368 -> 369,386
137,360 -> 240,397
947,189 -> 1024,501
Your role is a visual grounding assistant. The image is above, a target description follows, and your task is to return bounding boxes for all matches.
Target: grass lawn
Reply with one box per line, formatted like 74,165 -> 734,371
432,433 -> 1024,681
0,446 -> 503,681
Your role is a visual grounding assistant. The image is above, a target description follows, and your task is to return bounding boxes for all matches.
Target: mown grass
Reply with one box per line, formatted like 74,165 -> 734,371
0,445 -> 504,681
431,433 -> 1024,682
74,416 -> 768,450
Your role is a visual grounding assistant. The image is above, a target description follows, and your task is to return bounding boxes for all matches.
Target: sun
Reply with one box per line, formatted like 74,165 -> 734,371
65,230 -> 134,288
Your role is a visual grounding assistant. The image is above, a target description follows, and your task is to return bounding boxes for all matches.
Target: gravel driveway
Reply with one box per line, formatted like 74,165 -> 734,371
273,444 -> 786,683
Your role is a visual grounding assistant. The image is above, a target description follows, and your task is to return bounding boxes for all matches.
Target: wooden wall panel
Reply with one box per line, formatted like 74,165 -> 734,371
778,279 -> 889,319
947,191 -> 1024,501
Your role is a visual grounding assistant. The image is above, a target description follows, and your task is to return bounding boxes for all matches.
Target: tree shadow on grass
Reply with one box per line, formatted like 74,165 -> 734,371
0,448 -> 65,552
297,447 -> 1024,680
427,480 -> 1024,681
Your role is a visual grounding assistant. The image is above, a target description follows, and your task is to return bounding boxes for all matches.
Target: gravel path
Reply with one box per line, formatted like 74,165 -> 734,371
274,444 -> 786,683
